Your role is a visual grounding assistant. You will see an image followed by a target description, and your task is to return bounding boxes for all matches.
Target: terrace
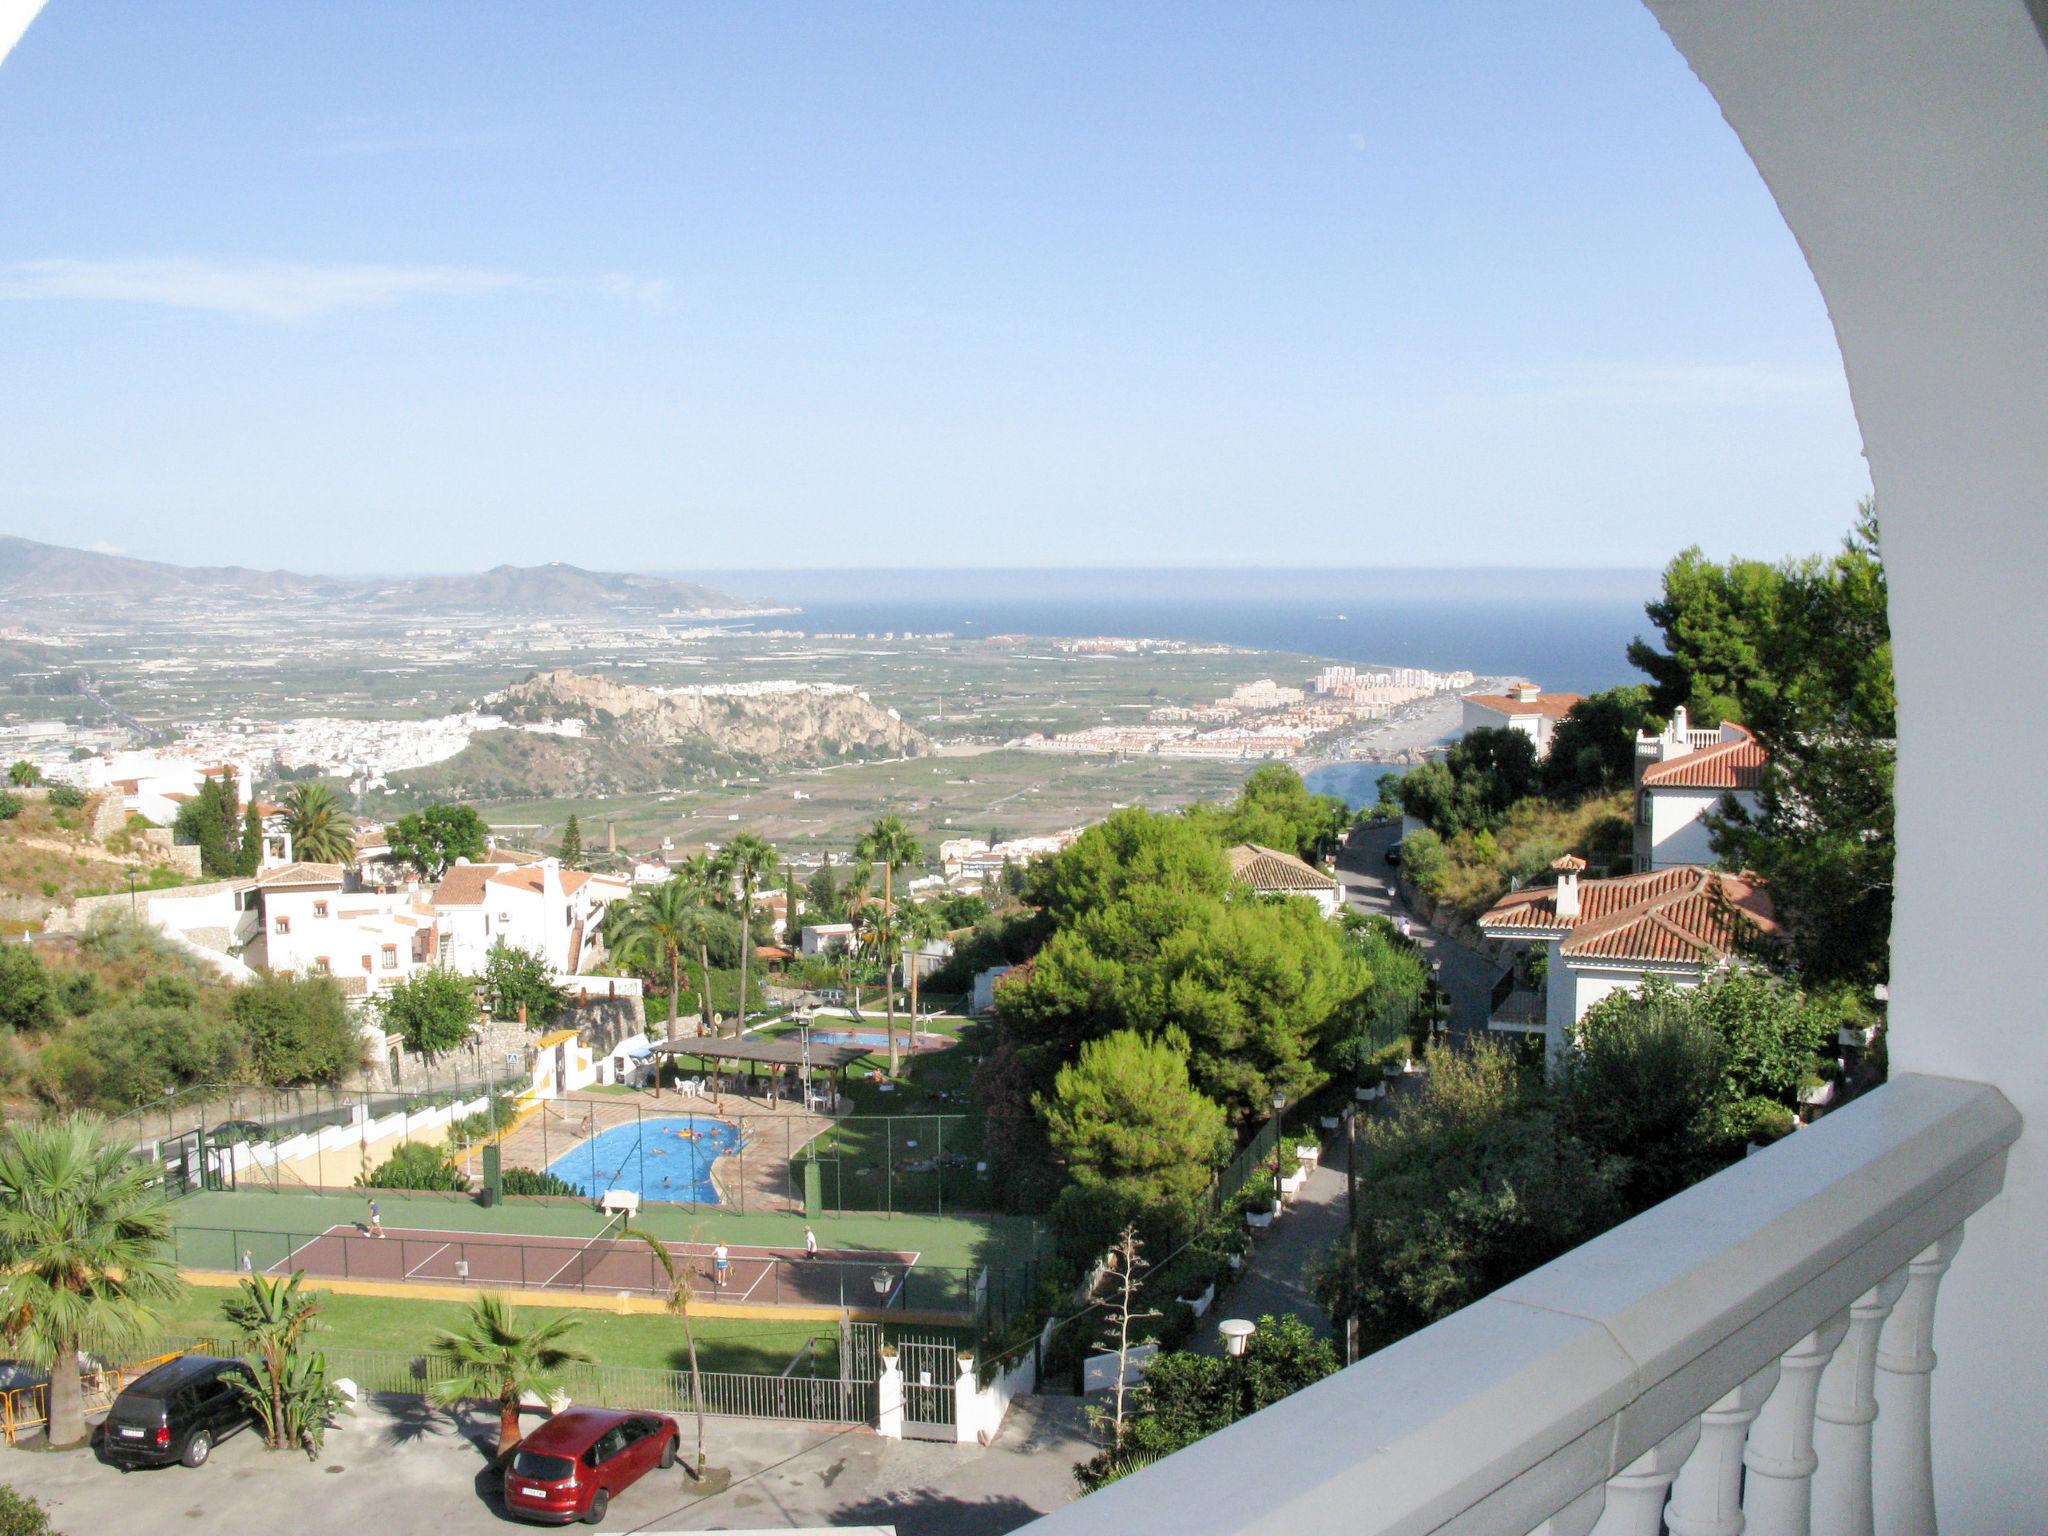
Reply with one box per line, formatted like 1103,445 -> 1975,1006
1022,1 -> 2048,1531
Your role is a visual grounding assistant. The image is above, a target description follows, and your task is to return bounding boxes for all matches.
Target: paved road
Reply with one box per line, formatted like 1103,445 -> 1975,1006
1335,823 -> 1501,1045
1193,1135 -> 1351,1352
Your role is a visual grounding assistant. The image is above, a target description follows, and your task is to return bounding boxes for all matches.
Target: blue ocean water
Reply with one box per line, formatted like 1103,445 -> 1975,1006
1302,762 -> 1401,810
548,1115 -> 741,1205
693,567 -> 1658,698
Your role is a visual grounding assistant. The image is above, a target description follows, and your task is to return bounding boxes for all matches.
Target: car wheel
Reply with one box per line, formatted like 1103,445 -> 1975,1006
182,1430 -> 212,1468
582,1489 -> 609,1525
658,1436 -> 676,1470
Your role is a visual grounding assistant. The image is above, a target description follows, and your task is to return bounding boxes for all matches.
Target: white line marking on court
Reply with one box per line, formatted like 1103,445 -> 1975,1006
403,1242 -> 452,1279
264,1224 -> 346,1275
736,1257 -> 772,1302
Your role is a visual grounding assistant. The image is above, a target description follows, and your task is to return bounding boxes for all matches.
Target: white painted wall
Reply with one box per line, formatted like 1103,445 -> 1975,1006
1652,1 -> 2048,1522
1641,786 -> 1756,869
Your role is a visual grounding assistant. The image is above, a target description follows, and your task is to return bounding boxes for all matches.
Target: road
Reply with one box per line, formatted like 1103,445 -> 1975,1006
1334,822 -> 1502,1046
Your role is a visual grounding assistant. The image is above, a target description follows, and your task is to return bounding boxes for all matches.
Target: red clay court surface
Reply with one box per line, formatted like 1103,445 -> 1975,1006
270,1224 -> 924,1308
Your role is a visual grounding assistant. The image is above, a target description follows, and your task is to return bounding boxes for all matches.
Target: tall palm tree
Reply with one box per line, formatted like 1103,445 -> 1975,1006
714,832 -> 777,1038
624,1226 -> 708,1478
608,879 -> 699,1042
0,1116 -> 180,1449
854,816 -> 923,1074
897,900 -> 943,1040
856,903 -> 900,1069
427,1293 -> 589,1458
280,782 -> 356,865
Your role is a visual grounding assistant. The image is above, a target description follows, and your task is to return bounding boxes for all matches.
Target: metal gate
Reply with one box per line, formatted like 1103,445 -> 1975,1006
897,1336 -> 959,1442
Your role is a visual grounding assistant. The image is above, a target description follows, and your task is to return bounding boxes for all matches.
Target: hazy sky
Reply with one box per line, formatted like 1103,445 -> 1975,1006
0,2 -> 1871,574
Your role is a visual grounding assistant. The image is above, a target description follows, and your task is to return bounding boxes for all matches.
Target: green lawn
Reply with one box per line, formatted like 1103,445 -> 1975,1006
153,1285 -> 856,1376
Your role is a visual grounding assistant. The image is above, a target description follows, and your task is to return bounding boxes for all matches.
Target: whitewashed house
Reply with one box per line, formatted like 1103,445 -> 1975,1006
1226,842 -> 1344,917
1458,683 -> 1583,753
801,921 -> 856,957
431,856 -> 623,976
243,862 -> 438,996
1633,708 -> 1767,871
1477,856 -> 1778,1060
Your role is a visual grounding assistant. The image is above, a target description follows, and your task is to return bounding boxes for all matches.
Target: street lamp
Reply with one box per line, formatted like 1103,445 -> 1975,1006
872,1268 -> 895,1307
126,869 -> 139,917
1270,1090 -> 1286,1209
1219,1318 -> 1256,1358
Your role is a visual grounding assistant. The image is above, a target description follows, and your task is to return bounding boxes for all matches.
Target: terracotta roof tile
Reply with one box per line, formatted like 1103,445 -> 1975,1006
255,861 -> 347,889
488,867 -> 546,895
1227,842 -> 1339,893
1464,691 -> 1584,719
1479,865 -> 1777,967
431,867 -> 491,906
1640,726 -> 1768,790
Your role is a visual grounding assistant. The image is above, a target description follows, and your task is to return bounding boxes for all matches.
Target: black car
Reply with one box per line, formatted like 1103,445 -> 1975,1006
1385,841 -> 1404,866
100,1354 -> 255,1469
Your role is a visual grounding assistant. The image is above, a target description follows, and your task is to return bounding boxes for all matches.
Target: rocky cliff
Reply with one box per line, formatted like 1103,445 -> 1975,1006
492,669 -> 927,765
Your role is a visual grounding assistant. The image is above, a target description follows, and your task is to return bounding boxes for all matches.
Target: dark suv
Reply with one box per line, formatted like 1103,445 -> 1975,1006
100,1354 -> 255,1469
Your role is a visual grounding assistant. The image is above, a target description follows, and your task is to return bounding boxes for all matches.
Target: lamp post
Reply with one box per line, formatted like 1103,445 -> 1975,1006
1219,1318 -> 1256,1358
1270,1090 -> 1286,1209
126,868 -> 139,917
872,1267 -> 894,1310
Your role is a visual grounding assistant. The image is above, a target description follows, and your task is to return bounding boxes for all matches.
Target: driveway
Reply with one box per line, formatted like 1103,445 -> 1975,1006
2,1392 -> 1092,1536
1335,825 -> 1500,1045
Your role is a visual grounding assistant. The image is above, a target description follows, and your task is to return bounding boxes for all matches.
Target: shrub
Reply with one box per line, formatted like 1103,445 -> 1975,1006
47,784 -> 86,810
0,1486 -> 59,1536
0,947 -> 58,1034
357,1140 -> 469,1192
0,792 -> 20,821
499,1168 -> 582,1198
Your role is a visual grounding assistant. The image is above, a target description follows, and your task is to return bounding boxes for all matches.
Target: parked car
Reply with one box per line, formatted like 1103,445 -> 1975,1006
1385,841 -> 1404,866
502,1408 -> 680,1526
100,1354 -> 255,1469
208,1120 -> 267,1145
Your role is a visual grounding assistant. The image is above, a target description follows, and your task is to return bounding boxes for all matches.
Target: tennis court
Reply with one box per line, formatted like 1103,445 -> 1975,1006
258,1222 -> 925,1310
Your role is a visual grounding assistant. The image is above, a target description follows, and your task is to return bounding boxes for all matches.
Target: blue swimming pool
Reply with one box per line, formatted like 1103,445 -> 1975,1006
808,1029 -> 953,1051
545,1116 -> 743,1205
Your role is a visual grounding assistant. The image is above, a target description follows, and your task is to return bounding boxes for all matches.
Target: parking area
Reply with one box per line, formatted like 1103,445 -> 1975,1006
3,1391 -> 1090,1536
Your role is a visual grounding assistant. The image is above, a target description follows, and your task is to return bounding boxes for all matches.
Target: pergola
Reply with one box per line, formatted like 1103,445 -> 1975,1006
646,1034 -> 872,1104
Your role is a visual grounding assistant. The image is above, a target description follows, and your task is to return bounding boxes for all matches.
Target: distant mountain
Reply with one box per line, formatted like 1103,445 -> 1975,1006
0,537 -> 781,617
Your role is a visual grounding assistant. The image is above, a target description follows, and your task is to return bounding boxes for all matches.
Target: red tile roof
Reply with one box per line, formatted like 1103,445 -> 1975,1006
488,867 -> 546,895
1227,843 -> 1339,893
431,867 -> 491,906
1479,865 -> 1777,967
1640,726 -> 1768,790
1464,691 -> 1584,719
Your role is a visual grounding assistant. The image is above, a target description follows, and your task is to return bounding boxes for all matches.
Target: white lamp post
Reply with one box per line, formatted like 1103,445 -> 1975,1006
1219,1319 -> 1256,1358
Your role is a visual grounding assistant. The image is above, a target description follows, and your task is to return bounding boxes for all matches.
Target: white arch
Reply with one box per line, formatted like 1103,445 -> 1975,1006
1653,1 -> 2048,1524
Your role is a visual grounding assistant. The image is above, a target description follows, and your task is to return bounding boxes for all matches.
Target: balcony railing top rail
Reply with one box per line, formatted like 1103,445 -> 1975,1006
1023,1072 -> 2018,1536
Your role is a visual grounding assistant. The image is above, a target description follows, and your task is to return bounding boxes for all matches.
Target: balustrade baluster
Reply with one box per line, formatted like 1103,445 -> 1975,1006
1813,1271 -> 1910,1536
1670,1364 -> 1781,1536
1744,1313 -> 1852,1536
1873,1228 -> 1963,1536
1591,1423 -> 1700,1536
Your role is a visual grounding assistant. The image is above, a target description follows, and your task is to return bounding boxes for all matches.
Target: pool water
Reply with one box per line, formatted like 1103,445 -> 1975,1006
808,1029 -> 953,1051
545,1116 -> 742,1205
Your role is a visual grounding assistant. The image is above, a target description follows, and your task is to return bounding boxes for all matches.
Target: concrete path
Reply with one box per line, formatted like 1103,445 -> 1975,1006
1193,1135 -> 1351,1352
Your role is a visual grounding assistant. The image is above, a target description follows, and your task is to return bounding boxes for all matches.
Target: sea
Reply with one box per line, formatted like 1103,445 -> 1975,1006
689,565 -> 1662,810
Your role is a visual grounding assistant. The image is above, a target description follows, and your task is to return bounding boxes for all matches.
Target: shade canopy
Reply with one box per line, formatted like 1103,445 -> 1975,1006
646,1035 -> 873,1072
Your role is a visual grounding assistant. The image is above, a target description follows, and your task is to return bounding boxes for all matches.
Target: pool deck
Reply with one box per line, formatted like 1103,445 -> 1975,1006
464,1081 -> 839,1216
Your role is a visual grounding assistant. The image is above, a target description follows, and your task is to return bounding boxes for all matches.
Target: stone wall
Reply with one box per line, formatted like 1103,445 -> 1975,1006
359,993 -> 647,1094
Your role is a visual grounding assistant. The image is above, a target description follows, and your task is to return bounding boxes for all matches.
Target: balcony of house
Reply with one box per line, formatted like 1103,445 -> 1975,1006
1022,1071 -> 2019,1536
1487,969 -> 1546,1035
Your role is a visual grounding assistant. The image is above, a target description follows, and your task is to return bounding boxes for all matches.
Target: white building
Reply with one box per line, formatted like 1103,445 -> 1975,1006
63,751 -> 254,828
1226,843 -> 1344,917
801,921 -> 856,957
1458,683 -> 1583,753
243,862 -> 439,997
430,857 -> 625,977
970,963 -> 1017,1017
1633,708 -> 1767,871
1477,856 -> 1778,1061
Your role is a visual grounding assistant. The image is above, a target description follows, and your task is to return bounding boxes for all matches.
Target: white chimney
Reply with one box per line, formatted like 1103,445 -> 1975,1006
1513,683 -> 1541,704
1552,855 -> 1587,920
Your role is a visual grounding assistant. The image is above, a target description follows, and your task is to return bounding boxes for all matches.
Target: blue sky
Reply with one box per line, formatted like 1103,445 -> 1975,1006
0,1 -> 1870,574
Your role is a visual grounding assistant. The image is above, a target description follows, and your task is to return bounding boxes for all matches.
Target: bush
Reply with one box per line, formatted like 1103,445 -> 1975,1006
0,947 -> 57,1034
0,1486 -> 59,1536
47,784 -> 87,810
357,1140 -> 469,1192
231,975 -> 364,1086
0,791 -> 20,821
499,1168 -> 582,1198
56,971 -> 101,1016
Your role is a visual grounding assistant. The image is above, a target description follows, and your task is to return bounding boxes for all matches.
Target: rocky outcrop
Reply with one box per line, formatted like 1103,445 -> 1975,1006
492,669 -> 927,765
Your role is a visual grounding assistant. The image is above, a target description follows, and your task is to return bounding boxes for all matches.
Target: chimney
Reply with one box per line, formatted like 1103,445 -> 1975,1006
1513,683 -> 1540,704
606,820 -> 617,854
1551,854 -> 1587,920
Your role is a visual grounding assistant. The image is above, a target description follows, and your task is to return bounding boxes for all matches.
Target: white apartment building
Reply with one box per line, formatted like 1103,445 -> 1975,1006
1459,682 -> 1583,752
1633,707 -> 1767,871
431,857 -> 625,977
241,862 -> 438,997
61,751 -> 255,828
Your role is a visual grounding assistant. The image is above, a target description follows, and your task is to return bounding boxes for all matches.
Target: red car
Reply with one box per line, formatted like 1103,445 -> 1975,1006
502,1408 -> 680,1526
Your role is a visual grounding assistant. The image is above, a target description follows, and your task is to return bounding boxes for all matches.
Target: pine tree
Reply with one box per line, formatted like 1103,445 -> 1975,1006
560,814 -> 583,869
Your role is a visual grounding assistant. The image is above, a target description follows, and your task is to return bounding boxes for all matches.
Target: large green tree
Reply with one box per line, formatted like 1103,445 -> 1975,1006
1394,727 -> 1541,837
388,803 -> 490,880
0,1117 -> 181,1448
173,776 -> 254,878
1202,764 -> 1351,862
854,815 -> 922,1073
1542,685 -> 1654,798
280,783 -> 355,865
375,967 -> 477,1057
231,974 -> 364,1084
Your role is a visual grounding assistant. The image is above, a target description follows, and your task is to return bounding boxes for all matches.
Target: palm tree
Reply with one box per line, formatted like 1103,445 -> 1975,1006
624,1226 -> 709,1478
854,816 -> 923,1074
713,832 -> 777,1038
609,879 -> 704,1042
280,782 -> 356,865
427,1294 -> 589,1458
856,903 -> 898,1063
897,900 -> 943,1039
0,1116 -> 180,1449
7,760 -> 39,787
222,1269 -> 338,1452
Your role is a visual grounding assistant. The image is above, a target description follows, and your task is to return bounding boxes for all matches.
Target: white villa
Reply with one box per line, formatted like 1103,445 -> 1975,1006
1458,683 -> 1584,753
61,750 -> 254,829
1477,855 -> 1778,1058
1226,842 -> 1344,917
431,857 -> 628,977
1633,707 -> 1767,871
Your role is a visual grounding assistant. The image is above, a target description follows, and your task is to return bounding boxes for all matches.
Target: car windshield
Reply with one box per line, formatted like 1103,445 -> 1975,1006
511,1450 -> 576,1482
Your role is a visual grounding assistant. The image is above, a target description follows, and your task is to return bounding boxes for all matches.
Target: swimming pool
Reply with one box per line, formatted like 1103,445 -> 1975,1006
807,1029 -> 954,1052
545,1116 -> 742,1205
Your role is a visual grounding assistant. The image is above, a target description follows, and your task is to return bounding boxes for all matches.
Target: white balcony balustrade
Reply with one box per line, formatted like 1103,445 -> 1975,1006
1020,1073 -> 2016,1536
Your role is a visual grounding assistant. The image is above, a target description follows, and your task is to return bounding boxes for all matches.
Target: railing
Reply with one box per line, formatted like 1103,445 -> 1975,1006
1019,1073 -> 2019,1536
0,1350 -> 188,1444
1213,1111 -> 1283,1212
1489,988 -> 1545,1030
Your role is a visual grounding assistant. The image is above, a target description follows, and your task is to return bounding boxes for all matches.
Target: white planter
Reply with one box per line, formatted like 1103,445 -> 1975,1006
1179,1284 -> 1215,1318
1246,1209 -> 1275,1230
1296,1141 -> 1321,1163
1280,1170 -> 1309,1195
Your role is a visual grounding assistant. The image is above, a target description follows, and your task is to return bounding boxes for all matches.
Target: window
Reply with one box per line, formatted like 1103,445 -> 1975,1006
381,945 -> 398,970
313,901 -> 328,919
273,915 -> 290,935
312,957 -> 330,975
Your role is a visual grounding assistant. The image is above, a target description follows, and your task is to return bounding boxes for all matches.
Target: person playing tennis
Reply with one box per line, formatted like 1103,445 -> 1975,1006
803,1226 -> 818,1261
713,1240 -> 731,1289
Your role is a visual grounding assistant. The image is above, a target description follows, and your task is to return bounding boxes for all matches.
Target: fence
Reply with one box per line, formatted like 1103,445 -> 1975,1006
163,1332 -> 881,1427
173,1223 -> 1030,1319
1212,1110 -> 1283,1213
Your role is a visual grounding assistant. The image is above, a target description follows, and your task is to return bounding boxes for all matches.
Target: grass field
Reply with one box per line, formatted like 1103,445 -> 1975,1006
148,1285 -> 899,1376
